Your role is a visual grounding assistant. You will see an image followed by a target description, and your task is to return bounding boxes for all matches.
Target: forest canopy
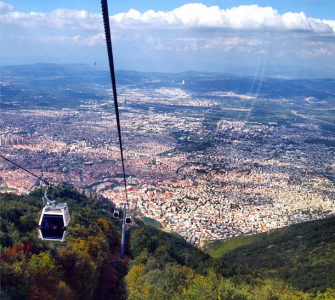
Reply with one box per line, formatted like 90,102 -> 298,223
1,187 -> 335,300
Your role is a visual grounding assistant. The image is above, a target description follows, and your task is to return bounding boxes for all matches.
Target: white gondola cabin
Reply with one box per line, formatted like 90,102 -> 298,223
125,213 -> 131,225
38,203 -> 70,242
113,209 -> 120,218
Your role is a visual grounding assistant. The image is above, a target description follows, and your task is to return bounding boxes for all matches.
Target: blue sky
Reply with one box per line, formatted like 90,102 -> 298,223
1,0 -> 335,77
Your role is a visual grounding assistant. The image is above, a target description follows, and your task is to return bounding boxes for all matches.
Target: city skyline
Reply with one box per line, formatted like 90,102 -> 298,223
1,1 -> 335,77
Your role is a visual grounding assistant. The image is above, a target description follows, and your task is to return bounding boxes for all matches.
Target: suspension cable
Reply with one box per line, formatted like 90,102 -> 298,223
101,0 -> 128,204
0,153 -> 50,186
1,2 -> 129,207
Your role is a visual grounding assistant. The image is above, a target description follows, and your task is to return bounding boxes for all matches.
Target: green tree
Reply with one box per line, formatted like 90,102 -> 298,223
28,251 -> 62,300
316,288 -> 335,300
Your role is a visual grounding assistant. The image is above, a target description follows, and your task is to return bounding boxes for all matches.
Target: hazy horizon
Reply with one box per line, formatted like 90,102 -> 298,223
1,1 -> 335,78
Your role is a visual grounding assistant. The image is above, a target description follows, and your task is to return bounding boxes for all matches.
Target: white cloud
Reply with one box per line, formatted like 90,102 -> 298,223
111,3 -> 335,34
301,40 -> 335,57
323,19 -> 335,31
300,47 -> 332,57
72,33 -> 105,46
149,35 -> 264,53
1,1 -> 334,74
18,35 -> 68,42
16,33 -> 105,47
0,5 -> 102,30
0,1 -> 13,13
1,2 -> 334,34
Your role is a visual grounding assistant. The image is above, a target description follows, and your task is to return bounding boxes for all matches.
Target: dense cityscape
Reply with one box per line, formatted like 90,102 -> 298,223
1,67 -> 335,245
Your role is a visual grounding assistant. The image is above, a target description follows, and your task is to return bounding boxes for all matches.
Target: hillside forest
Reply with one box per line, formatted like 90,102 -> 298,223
1,187 -> 335,300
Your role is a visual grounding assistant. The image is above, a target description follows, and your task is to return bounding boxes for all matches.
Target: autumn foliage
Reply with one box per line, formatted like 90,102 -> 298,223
0,187 -> 121,300
1,188 -> 335,299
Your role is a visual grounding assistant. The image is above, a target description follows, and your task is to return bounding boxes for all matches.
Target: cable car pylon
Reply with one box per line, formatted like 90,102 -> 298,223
120,202 -> 129,260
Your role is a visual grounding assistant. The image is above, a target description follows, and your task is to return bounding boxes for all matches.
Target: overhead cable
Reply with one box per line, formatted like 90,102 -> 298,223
101,0 -> 128,203
0,153 -> 50,186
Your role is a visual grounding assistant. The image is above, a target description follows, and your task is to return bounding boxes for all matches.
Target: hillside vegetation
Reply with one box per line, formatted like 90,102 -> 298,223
126,222 -> 335,300
0,187 -> 124,300
1,188 -> 335,299
206,216 -> 335,294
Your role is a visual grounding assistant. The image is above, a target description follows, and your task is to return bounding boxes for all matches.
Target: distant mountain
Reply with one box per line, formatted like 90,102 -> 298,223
1,63 -> 335,110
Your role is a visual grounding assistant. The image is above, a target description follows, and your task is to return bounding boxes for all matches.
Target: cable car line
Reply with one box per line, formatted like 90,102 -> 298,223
101,0 -> 132,260
0,153 -> 51,187
0,153 -> 71,242
1,1 -> 130,248
101,0 -> 128,205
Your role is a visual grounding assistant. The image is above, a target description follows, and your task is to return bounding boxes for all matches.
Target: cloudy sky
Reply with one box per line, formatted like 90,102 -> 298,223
1,0 -> 335,77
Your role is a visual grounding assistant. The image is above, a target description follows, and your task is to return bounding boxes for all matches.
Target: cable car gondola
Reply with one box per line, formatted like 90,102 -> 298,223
113,209 -> 120,218
125,213 -> 131,225
37,187 -> 70,242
